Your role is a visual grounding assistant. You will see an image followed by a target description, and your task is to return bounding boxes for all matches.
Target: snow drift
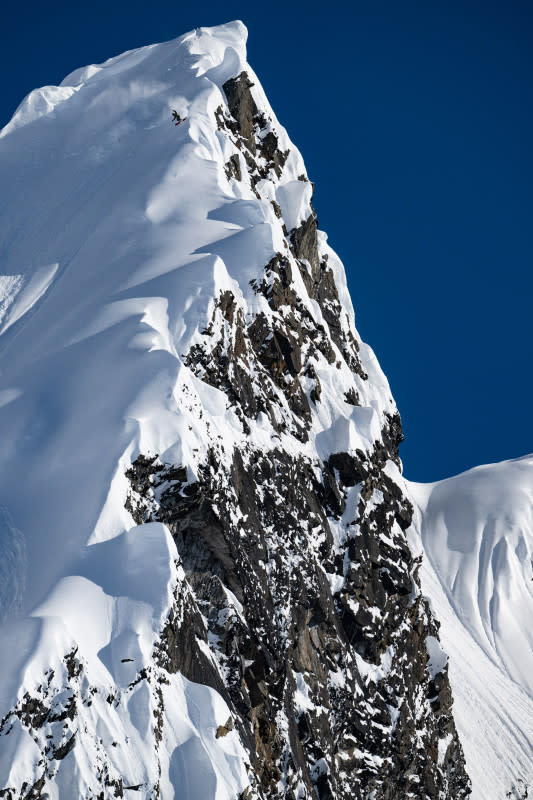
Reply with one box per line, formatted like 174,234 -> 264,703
409,458 -> 533,799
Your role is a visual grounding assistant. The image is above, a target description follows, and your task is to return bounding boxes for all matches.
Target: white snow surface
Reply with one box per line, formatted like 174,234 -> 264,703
0,20 -> 396,797
409,457 -> 533,799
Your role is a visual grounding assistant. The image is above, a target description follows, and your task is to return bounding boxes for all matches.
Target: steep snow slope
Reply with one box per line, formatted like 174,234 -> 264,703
409,458 -> 533,799
1,24 -> 271,799
0,21 -> 469,799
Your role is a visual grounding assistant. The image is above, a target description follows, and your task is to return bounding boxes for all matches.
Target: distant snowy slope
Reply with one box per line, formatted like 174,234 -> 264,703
409,457 -> 533,799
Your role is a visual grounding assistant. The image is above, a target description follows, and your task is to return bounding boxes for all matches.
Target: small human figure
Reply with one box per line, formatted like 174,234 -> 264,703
172,110 -> 187,126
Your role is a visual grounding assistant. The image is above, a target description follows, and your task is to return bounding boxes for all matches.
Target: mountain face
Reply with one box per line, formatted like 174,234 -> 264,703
0,20 -> 473,799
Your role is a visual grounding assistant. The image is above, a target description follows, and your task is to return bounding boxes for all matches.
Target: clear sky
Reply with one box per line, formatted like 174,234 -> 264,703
1,0 -> 532,481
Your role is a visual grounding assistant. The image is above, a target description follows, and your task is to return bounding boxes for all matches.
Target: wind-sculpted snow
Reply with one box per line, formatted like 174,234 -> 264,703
0,507 -> 26,619
0,20 -> 470,799
409,459 -> 533,799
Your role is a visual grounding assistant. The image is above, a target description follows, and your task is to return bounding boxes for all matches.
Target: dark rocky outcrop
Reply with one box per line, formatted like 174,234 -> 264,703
215,72 -> 290,195
225,153 -> 242,181
125,412 -> 469,799
222,72 -> 259,153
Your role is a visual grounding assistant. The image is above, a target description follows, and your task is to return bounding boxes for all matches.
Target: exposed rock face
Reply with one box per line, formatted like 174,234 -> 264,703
123,70 -> 470,799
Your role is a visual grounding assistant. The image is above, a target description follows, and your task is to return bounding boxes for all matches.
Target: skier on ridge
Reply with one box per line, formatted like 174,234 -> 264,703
172,110 -> 187,126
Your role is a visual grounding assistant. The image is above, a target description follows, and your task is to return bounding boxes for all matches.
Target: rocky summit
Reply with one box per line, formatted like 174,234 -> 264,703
2,20 -> 528,800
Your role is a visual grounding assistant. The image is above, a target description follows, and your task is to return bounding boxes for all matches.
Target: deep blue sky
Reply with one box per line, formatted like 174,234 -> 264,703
2,1 -> 532,481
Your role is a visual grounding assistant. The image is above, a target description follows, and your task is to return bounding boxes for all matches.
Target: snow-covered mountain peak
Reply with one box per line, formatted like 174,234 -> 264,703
0,21 -> 476,800
1,22 -> 248,139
